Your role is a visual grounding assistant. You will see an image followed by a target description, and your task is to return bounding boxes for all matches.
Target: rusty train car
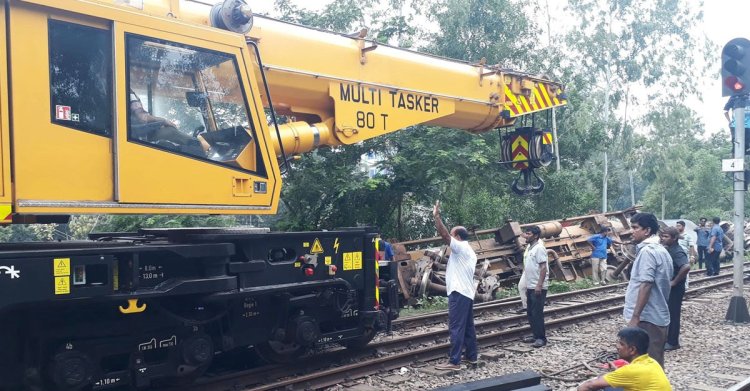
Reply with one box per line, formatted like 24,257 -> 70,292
392,208 -> 639,304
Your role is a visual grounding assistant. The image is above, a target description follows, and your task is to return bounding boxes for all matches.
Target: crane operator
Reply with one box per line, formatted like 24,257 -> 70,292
129,90 -> 206,157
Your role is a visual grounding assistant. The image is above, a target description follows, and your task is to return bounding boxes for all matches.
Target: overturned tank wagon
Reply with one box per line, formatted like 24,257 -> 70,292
391,208 -> 640,305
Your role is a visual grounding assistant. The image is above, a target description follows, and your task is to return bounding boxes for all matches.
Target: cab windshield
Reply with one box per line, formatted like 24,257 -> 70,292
126,35 -> 263,174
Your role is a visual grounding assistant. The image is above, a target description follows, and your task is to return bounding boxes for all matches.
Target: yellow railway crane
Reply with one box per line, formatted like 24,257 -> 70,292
0,0 -> 566,223
0,1 -> 568,389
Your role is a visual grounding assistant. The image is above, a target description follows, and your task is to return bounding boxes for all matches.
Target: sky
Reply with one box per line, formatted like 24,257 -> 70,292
248,0 -> 750,136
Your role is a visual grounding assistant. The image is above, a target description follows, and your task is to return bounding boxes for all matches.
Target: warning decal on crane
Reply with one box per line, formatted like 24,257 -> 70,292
511,134 -> 530,170
53,258 -> 70,277
543,132 -> 553,145
0,204 -> 11,223
504,83 -> 566,117
330,82 -> 455,144
310,238 -> 324,254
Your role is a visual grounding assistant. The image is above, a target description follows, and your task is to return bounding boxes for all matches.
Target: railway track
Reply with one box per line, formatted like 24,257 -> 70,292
393,262 -> 745,330
180,266 -> 749,391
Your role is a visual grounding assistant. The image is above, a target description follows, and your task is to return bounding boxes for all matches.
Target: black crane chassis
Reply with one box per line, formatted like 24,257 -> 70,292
0,228 -> 399,390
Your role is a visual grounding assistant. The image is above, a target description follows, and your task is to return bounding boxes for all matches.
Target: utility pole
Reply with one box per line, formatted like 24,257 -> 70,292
721,37 -> 750,323
727,97 -> 750,322
552,107 -> 560,171
629,171 -> 635,206
602,151 -> 608,213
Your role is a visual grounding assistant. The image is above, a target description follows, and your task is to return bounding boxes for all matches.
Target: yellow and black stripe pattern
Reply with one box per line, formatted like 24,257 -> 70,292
504,83 -> 567,117
0,204 -> 10,224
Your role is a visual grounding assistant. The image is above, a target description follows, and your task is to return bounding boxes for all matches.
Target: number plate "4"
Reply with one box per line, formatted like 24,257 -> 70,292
722,158 -> 745,172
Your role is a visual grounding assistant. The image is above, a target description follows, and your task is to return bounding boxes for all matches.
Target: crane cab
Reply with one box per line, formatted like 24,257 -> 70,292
0,0 -> 281,222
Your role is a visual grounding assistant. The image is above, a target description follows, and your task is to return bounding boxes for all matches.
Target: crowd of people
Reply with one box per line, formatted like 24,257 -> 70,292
427,206 -> 728,390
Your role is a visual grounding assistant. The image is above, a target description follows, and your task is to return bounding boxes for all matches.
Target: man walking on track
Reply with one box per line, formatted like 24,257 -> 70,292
432,200 -> 478,370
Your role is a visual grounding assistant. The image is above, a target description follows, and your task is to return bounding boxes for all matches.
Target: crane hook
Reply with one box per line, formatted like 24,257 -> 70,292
511,168 -> 545,196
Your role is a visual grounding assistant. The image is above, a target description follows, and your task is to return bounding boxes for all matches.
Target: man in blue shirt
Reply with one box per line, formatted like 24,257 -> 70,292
706,217 -> 724,276
624,213 -> 673,368
694,217 -> 710,270
587,226 -> 624,285
383,239 -> 395,261
724,95 -> 750,154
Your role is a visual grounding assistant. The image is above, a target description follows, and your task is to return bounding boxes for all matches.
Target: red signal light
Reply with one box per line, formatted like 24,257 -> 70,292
725,76 -> 746,92
722,38 -> 750,96
304,267 -> 314,277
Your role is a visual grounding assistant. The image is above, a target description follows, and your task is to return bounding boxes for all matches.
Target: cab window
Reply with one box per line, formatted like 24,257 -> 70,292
126,35 -> 264,174
49,20 -> 112,136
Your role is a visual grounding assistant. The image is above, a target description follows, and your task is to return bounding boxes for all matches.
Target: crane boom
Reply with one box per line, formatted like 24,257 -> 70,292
249,16 -> 567,155
0,0 -> 566,222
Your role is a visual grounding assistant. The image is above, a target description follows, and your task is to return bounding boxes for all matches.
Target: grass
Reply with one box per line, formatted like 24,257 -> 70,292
547,278 -> 598,293
399,278 -> 600,316
400,296 -> 449,316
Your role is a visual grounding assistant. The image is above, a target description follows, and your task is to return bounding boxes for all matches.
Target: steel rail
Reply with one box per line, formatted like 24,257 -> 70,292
394,263 -> 744,330
729,376 -> 750,391
371,271 -> 746,352
185,272 -> 746,391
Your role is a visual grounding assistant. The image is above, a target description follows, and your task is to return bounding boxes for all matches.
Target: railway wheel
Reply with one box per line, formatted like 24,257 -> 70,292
340,327 -> 376,350
48,350 -> 94,391
256,316 -> 318,363
254,341 -> 308,363
606,265 -> 629,283
160,334 -> 214,385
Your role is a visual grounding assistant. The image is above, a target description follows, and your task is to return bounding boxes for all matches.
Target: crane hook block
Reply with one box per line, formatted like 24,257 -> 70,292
500,127 -> 555,171
119,299 -> 147,314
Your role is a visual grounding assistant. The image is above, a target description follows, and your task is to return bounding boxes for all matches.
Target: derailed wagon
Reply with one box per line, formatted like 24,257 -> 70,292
392,207 -> 640,304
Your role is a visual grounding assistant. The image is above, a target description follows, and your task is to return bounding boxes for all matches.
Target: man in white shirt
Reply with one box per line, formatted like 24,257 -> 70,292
522,226 -> 549,348
432,201 -> 478,370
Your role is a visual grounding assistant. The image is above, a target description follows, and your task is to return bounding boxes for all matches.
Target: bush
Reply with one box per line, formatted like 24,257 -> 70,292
401,295 -> 449,316
548,278 -> 597,294
547,280 -> 572,294
494,286 -> 519,299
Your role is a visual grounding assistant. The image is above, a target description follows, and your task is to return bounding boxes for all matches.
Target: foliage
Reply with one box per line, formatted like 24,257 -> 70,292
400,295 -> 449,316
547,278 -> 598,294
94,215 -> 237,233
547,280 -> 571,294
563,0 -> 715,212
494,286 -> 520,300
427,0 -> 538,68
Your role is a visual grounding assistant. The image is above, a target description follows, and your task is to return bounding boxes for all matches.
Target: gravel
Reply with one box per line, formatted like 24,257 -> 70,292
333,285 -> 750,391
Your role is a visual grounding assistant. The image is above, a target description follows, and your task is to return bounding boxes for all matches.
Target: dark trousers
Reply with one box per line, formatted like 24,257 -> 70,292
697,246 -> 707,269
667,283 -> 686,346
526,289 -> 547,342
637,321 -> 667,368
706,250 -> 721,276
730,127 -> 750,155
448,291 -> 477,365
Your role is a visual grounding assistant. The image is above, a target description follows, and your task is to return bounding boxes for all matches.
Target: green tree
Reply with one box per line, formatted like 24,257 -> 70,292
563,0 -> 713,211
